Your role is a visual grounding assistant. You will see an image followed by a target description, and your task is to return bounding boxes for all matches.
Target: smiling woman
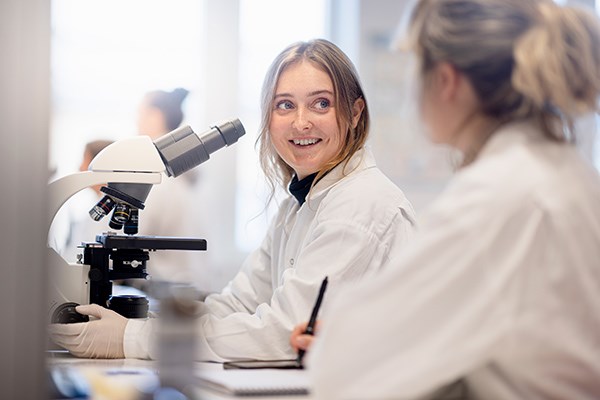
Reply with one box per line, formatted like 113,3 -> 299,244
50,38 -> 417,363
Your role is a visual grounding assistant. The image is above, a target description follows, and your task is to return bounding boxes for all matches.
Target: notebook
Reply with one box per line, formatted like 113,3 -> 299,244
196,368 -> 311,396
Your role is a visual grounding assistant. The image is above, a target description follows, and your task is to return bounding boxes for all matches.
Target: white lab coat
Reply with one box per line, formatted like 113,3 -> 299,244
123,147 -> 416,361
309,121 -> 600,399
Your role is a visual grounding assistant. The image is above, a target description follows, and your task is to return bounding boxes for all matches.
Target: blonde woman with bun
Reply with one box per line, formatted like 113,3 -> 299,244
292,1 -> 600,398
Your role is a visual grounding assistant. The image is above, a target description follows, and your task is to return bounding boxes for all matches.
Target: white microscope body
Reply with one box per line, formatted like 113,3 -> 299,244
48,136 -> 165,323
47,120 -> 245,323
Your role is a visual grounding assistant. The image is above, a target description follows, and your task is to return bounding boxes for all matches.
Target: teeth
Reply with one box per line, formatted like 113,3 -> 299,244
293,138 -> 319,146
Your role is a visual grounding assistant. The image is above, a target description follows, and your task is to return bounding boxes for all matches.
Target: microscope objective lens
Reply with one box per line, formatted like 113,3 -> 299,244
89,195 -> 116,221
124,209 -> 139,235
109,203 -> 131,230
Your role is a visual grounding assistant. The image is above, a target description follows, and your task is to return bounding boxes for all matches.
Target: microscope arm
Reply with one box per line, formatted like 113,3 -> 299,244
47,171 -> 162,233
47,135 -> 166,232
47,136 -> 166,323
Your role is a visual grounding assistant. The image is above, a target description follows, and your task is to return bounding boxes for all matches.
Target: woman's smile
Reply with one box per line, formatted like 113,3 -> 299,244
290,137 -> 322,146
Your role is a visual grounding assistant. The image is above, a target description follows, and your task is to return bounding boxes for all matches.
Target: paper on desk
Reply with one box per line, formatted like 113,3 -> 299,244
196,368 -> 311,396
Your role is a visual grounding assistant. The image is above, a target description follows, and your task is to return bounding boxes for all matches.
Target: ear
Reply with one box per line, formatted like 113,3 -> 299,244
435,62 -> 461,102
351,97 -> 365,129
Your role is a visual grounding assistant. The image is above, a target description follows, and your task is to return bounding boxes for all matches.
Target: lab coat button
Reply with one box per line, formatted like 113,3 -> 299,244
290,258 -> 294,265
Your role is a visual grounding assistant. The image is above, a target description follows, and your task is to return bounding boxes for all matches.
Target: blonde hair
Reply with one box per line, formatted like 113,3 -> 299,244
407,0 -> 600,143
257,39 -> 369,199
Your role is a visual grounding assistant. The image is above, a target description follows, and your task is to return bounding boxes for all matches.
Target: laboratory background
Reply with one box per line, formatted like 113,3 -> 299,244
49,0 -> 453,293
46,0 -> 600,292
1,0 -> 599,398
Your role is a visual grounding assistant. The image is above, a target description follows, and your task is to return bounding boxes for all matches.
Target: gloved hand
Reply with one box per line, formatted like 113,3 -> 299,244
49,304 -> 127,359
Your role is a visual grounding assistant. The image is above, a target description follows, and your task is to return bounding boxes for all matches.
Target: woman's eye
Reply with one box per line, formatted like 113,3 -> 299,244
314,99 -> 331,110
276,101 -> 294,110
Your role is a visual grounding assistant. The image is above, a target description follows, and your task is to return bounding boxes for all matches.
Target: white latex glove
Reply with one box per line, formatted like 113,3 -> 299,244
49,304 -> 127,359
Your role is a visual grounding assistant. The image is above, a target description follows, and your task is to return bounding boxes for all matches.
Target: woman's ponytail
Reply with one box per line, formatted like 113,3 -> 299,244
407,0 -> 600,143
513,2 -> 600,117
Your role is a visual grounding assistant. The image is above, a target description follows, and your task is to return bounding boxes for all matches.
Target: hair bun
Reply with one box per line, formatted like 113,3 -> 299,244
513,3 -> 600,116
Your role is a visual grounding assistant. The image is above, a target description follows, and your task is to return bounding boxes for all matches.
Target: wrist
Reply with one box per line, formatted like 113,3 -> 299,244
123,318 -> 153,359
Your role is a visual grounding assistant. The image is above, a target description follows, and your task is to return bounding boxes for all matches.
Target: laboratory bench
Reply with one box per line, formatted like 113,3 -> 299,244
47,351 -> 313,400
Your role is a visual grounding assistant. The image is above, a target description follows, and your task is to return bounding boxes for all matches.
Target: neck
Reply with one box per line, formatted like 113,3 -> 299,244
450,112 -> 502,165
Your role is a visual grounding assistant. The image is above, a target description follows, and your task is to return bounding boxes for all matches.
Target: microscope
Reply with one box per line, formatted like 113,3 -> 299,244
47,119 -> 245,323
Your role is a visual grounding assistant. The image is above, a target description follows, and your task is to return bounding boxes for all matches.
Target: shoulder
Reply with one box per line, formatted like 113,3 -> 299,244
327,165 -> 408,203
427,124 -> 600,227
314,166 -> 415,228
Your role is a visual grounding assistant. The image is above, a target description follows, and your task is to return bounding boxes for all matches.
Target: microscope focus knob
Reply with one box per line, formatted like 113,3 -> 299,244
88,268 -> 103,282
51,303 -> 90,324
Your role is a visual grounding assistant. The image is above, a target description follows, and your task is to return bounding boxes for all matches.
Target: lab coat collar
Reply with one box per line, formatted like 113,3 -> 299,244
307,147 -> 376,201
477,119 -> 545,161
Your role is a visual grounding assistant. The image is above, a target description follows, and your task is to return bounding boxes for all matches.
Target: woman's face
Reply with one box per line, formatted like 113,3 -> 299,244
419,62 -> 479,148
137,99 -> 168,139
269,60 -> 343,180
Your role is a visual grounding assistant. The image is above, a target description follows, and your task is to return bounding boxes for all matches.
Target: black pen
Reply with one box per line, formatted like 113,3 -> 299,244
296,276 -> 328,366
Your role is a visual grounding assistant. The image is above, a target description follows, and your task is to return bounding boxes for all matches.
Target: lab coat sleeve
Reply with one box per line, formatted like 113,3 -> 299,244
200,218 -> 276,318
123,318 -> 154,359
123,212 -> 277,360
196,218 -> 405,362
309,193 -> 547,399
199,228 -> 384,360
122,241 -> 275,361
122,237 -> 275,361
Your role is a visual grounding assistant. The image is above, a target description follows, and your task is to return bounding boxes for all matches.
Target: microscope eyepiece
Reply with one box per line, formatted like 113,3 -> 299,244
154,118 -> 246,178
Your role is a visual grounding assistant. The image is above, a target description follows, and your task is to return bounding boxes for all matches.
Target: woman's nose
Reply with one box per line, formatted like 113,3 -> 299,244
292,107 -> 312,131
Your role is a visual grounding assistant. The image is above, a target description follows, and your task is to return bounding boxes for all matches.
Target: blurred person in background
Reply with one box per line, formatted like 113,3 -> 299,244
58,139 -> 114,262
134,87 -> 208,287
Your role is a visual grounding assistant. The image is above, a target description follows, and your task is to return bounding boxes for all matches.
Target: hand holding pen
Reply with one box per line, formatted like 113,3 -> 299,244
290,276 -> 328,365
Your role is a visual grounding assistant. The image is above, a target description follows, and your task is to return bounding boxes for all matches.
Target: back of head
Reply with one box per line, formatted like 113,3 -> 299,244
407,0 -> 600,140
145,87 -> 189,132
257,39 -> 369,193
81,139 -> 114,173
